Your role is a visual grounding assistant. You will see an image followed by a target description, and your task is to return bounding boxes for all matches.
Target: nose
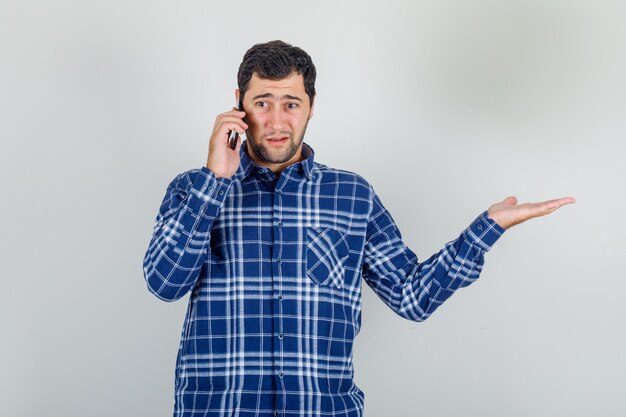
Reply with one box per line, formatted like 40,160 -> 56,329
267,105 -> 287,131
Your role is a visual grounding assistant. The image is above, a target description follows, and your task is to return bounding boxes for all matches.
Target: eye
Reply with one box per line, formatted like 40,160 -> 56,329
286,102 -> 299,109
256,101 -> 268,108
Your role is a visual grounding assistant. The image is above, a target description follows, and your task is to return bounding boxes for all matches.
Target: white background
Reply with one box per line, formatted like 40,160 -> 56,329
1,1 -> 625,415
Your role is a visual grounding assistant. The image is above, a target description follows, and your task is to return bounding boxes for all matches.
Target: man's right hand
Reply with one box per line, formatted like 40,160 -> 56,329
206,107 -> 248,178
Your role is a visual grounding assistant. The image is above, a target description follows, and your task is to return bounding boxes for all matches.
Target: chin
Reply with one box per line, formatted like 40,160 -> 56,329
248,127 -> 307,164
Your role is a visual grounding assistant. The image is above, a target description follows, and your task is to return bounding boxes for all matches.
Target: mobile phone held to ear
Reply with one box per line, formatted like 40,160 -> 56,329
227,98 -> 244,150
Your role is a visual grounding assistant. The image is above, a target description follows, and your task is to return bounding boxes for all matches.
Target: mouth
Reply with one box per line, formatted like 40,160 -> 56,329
266,136 -> 289,145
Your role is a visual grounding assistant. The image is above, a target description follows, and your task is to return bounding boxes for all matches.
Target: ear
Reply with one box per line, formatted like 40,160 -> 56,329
235,89 -> 240,103
309,94 -> 316,119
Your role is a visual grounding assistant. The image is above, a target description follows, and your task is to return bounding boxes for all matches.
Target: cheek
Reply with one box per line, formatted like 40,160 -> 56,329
294,115 -> 309,130
245,114 -> 263,133
286,113 -> 304,126
248,113 -> 272,129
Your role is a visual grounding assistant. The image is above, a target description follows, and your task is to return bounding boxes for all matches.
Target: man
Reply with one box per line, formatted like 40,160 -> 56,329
143,40 -> 574,417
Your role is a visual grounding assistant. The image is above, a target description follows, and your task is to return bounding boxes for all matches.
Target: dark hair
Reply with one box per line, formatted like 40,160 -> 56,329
237,40 -> 316,105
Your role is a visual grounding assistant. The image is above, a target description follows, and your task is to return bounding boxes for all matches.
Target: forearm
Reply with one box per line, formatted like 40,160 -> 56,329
363,189 -> 505,322
394,211 -> 504,321
143,167 -> 232,301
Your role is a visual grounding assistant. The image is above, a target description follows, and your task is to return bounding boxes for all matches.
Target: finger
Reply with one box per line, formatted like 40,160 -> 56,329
215,112 -> 247,131
217,108 -> 246,118
217,113 -> 247,125
228,123 -> 246,134
216,117 -> 249,135
526,198 -> 573,218
541,197 -> 576,210
558,196 -> 576,205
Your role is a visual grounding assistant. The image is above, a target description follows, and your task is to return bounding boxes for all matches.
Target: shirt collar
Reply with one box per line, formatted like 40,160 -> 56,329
236,140 -> 318,181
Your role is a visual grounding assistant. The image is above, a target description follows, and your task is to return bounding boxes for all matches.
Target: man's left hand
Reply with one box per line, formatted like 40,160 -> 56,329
487,196 -> 576,229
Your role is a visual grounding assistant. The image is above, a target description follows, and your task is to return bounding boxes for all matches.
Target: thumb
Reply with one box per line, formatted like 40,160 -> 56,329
503,195 -> 518,206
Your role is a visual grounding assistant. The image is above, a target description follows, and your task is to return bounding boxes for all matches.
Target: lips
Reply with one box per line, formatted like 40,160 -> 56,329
267,136 -> 288,141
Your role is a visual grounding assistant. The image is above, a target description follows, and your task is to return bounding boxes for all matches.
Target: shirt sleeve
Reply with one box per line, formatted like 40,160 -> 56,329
362,188 -> 505,321
142,167 -> 232,302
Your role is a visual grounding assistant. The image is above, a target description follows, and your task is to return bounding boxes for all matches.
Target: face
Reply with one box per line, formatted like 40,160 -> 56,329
237,72 -> 314,172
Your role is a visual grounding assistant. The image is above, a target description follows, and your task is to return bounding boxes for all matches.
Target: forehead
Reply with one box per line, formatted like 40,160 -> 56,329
246,72 -> 306,98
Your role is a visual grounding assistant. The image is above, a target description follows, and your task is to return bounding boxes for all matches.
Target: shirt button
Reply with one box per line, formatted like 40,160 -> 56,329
278,333 -> 284,339
278,372 -> 284,378
477,224 -> 483,231
218,190 -> 224,195
277,221 -> 282,227
276,189 -> 282,194
277,258 -> 282,264
278,295 -> 283,301
208,186 -> 214,191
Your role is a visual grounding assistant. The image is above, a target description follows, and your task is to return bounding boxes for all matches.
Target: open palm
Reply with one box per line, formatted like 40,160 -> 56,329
487,196 -> 576,229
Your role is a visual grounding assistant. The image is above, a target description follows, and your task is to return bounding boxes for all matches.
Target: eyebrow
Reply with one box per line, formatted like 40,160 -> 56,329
251,93 -> 303,102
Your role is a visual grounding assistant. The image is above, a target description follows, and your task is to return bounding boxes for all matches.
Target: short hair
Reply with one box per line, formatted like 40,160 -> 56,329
237,40 -> 316,105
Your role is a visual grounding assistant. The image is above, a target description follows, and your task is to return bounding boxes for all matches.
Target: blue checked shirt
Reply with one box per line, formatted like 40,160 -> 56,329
143,141 -> 505,417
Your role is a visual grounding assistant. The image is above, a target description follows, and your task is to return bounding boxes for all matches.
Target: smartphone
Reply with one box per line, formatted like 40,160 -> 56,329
227,98 -> 244,150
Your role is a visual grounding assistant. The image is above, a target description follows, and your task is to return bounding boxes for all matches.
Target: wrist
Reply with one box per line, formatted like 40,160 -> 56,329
205,162 -> 227,179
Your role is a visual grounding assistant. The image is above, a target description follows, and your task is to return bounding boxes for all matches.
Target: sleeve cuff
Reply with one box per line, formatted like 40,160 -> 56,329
463,210 -> 506,251
186,166 -> 233,211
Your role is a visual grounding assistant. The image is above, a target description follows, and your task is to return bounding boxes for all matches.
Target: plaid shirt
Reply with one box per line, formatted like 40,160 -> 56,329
143,141 -> 504,417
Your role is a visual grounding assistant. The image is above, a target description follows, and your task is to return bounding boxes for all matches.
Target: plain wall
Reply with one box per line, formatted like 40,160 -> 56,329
1,0 -> 625,416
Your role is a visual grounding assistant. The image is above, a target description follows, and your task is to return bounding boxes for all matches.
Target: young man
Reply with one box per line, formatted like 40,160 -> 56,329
143,40 -> 574,417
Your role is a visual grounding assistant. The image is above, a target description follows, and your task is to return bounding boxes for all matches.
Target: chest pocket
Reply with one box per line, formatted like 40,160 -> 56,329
306,226 -> 350,289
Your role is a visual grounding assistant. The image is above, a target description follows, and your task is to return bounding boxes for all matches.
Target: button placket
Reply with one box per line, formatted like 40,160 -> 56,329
272,183 -> 286,391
